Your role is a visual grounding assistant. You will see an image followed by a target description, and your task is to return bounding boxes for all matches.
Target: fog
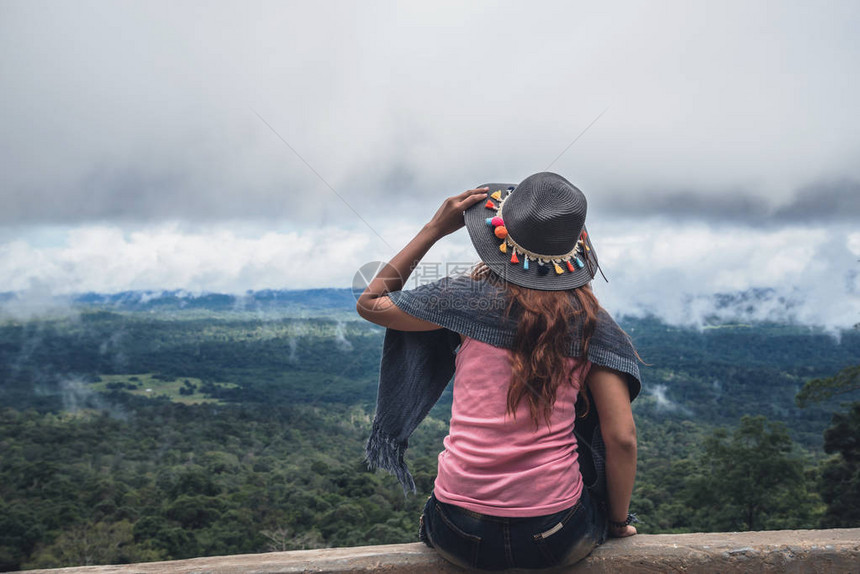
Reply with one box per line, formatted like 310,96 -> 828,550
2,1 -> 858,329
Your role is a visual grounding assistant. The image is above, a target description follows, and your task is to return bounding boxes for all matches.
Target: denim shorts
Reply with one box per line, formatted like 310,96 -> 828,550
419,487 -> 607,571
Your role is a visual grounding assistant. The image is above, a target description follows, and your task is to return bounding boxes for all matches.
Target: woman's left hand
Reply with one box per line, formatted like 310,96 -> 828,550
609,524 -> 637,538
425,187 -> 489,239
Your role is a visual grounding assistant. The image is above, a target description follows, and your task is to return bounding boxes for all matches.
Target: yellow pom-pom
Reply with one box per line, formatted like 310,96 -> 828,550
490,190 -> 502,201
499,242 -> 507,253
554,262 -> 564,275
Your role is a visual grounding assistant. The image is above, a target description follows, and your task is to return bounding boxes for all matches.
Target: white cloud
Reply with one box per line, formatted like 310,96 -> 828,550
592,220 -> 859,329
0,223 -> 371,294
1,1 -> 859,330
2,1 -> 860,223
2,220 -> 857,330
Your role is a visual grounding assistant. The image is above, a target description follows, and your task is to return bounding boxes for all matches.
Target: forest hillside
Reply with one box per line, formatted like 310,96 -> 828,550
1,289 -> 858,571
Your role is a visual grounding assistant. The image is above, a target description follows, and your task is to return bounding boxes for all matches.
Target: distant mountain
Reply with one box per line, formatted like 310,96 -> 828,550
2,286 -> 855,330
71,288 -> 358,316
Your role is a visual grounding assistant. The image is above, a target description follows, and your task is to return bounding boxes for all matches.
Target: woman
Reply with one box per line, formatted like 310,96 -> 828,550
357,172 -> 639,570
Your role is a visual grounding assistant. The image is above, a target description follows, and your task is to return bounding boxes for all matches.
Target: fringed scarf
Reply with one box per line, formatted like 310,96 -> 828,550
365,275 -> 641,497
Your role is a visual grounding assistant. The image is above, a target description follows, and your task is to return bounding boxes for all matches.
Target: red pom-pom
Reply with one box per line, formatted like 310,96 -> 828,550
490,216 -> 504,227
494,226 -> 508,239
485,200 -> 496,209
510,252 -> 519,264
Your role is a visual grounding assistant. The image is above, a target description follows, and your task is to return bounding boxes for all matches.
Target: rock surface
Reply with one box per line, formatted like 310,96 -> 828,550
27,528 -> 860,573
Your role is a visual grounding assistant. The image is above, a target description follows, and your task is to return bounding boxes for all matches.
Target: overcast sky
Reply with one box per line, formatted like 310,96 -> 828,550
1,1 -> 858,328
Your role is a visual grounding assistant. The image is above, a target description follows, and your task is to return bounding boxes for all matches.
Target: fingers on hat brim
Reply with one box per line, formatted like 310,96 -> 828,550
464,184 -> 597,291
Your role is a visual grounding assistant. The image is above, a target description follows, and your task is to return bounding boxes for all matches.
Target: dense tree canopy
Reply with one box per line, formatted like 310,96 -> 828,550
1,307 -> 858,570
684,416 -> 820,531
820,402 -> 860,527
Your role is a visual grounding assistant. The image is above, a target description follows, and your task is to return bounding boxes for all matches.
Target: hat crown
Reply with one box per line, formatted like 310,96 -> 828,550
503,172 -> 586,256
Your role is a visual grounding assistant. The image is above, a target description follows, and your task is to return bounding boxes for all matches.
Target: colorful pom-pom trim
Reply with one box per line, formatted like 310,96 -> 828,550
485,185 -> 593,278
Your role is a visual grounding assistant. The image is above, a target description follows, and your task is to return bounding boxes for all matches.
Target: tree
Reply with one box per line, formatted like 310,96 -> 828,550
685,416 -> 816,531
23,521 -> 161,569
796,365 -> 860,408
820,402 -> 860,527
796,361 -> 860,527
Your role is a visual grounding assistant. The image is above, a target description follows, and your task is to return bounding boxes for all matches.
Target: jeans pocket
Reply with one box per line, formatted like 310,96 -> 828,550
427,501 -> 482,569
530,500 -> 591,566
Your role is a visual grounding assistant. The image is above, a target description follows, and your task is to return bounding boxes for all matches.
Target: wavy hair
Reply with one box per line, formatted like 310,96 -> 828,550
471,263 -> 601,428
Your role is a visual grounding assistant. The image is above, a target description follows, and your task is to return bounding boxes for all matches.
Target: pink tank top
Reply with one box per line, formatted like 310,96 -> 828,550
434,337 -> 590,517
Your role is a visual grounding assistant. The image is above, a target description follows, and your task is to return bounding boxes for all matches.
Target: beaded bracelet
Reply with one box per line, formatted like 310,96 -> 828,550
608,513 -> 638,529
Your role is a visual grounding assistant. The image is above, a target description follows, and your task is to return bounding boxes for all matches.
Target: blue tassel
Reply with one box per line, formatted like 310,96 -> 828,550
575,256 -> 585,269
523,259 -> 529,270
485,218 -> 493,225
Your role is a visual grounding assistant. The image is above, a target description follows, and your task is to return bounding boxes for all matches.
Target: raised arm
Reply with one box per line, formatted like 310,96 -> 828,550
586,365 -> 638,538
355,187 -> 488,330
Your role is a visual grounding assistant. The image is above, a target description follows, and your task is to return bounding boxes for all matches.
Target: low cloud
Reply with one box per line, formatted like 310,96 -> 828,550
1,221 -> 858,331
0,284 -> 78,322
592,220 -> 860,330
650,384 -> 692,415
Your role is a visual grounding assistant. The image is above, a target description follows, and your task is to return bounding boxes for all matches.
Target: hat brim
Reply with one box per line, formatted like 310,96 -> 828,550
464,182 -> 599,291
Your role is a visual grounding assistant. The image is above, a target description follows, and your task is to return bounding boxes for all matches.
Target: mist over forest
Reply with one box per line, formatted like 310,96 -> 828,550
1,289 -> 858,570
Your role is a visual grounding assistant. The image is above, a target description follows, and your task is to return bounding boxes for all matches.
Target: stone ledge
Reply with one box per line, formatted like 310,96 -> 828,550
27,528 -> 860,573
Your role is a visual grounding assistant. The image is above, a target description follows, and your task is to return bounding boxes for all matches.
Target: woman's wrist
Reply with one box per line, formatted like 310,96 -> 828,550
608,513 -> 637,529
420,222 -> 446,243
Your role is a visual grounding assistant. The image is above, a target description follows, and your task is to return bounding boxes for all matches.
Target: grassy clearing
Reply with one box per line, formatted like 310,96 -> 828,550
91,374 -> 238,405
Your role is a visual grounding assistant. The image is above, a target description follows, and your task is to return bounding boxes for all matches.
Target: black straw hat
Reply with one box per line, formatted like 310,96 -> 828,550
464,172 -> 599,291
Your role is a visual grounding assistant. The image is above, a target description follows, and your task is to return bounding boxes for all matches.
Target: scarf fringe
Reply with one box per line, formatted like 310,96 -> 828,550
365,426 -> 416,495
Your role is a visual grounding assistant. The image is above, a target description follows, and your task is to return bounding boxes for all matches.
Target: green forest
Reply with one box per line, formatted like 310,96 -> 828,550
1,291 -> 858,571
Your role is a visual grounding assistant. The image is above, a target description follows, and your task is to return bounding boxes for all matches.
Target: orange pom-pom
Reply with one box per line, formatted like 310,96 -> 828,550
494,226 -> 508,239
510,252 -> 519,264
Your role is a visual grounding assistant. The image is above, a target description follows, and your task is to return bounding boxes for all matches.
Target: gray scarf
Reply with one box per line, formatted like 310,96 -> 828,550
365,275 -> 641,495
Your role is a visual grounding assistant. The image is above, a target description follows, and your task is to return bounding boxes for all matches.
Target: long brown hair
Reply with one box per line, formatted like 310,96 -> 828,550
471,263 -> 600,428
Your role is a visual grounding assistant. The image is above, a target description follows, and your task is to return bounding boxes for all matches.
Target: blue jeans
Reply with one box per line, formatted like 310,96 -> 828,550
419,488 -> 607,571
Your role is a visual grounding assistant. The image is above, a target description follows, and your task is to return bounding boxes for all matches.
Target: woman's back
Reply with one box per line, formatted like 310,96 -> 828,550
435,337 -> 591,517
356,172 -> 639,570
